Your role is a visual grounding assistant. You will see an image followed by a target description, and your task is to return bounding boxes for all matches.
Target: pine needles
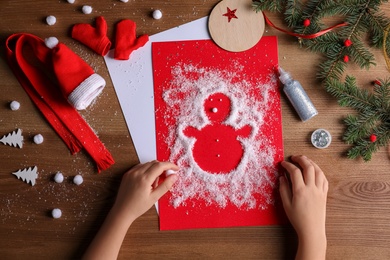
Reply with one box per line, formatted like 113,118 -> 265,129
253,0 -> 390,161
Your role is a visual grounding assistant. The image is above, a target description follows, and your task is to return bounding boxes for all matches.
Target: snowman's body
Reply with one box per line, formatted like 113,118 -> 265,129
183,92 -> 251,174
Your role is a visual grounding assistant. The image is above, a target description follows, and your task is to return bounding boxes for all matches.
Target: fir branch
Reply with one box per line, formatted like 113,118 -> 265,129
346,120 -> 390,162
367,9 -> 390,49
373,80 -> 390,109
347,140 -> 378,161
285,0 -> 305,28
348,38 -> 376,69
252,0 -> 285,13
326,76 -> 375,112
343,115 -> 370,144
333,77 -> 390,160
318,57 -> 346,82
318,1 -> 361,17
303,32 -> 340,52
251,0 -> 390,161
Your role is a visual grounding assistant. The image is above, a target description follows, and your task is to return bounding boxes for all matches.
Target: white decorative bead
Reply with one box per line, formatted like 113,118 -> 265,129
54,172 -> 64,183
52,208 -> 62,219
82,5 -> 93,14
33,134 -> 44,144
73,174 -> 83,185
46,15 -> 57,26
10,101 -> 20,111
153,10 -> 163,20
44,37 -> 59,49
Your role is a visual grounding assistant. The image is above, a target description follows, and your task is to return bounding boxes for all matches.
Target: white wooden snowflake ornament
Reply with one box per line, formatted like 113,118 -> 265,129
0,129 -> 23,148
12,166 -> 38,186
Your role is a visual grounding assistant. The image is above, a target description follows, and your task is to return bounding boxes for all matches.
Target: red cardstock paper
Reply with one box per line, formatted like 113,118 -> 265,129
152,37 -> 285,230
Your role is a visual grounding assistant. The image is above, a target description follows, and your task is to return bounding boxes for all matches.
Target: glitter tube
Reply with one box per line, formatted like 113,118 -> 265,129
278,67 -> 318,122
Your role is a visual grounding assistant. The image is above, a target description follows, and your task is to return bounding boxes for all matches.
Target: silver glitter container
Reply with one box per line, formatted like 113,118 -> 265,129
311,129 -> 332,149
279,68 -> 318,122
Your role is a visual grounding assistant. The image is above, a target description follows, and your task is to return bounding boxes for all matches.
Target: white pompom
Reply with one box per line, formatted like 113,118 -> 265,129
10,101 -> 20,111
82,5 -> 93,14
120,0 -> 129,2
152,10 -> 162,20
45,37 -> 59,49
165,169 -> 177,176
67,0 -> 75,3
54,172 -> 64,183
34,134 -> 44,144
52,208 -> 62,219
73,174 -> 83,185
33,134 -> 44,144
46,15 -> 57,26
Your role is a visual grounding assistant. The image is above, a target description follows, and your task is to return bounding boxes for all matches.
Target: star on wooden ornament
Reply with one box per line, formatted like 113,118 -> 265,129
223,7 -> 238,23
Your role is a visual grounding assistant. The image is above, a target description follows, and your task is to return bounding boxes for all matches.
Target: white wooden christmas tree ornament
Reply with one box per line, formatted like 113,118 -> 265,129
12,166 -> 38,186
0,129 -> 24,148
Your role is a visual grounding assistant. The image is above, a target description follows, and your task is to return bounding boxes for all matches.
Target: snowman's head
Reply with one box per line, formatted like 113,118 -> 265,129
204,93 -> 231,123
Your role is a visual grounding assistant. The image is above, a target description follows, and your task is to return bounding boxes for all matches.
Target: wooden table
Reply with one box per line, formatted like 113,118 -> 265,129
1,1 -> 390,259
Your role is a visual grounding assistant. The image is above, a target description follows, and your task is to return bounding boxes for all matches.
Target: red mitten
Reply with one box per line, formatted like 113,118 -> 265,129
114,19 -> 149,60
72,16 -> 111,56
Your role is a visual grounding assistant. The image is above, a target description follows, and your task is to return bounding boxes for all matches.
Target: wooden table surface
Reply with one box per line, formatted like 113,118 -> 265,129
1,1 -> 390,259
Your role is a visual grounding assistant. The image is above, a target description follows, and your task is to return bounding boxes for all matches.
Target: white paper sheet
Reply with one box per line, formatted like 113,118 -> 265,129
104,17 -> 210,163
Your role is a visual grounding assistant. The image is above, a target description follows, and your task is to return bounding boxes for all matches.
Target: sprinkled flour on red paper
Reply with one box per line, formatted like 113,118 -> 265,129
153,38 -> 285,230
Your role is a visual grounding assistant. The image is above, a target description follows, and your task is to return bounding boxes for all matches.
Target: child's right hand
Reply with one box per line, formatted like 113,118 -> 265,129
111,161 -> 179,227
279,155 -> 328,260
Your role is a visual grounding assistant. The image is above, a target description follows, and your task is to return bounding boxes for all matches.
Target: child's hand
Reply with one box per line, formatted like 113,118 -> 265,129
279,155 -> 328,260
83,161 -> 179,260
111,161 -> 179,226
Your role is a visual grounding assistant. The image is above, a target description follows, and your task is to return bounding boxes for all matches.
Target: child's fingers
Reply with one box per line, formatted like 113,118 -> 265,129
291,155 -> 315,185
304,157 -> 328,190
307,158 -> 327,188
153,176 -> 160,189
323,178 -> 329,193
152,174 -> 178,200
127,161 -> 157,176
145,161 -> 179,184
279,176 -> 292,211
281,161 -> 304,191
128,162 -> 146,172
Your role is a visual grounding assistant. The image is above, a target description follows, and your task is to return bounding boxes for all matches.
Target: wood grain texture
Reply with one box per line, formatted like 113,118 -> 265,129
1,1 -> 390,259
208,0 -> 265,52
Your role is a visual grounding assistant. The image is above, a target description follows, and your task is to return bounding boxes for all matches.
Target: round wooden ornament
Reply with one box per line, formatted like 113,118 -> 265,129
208,0 -> 265,52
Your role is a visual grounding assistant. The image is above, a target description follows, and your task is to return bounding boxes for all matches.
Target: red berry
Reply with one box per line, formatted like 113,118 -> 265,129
370,134 -> 377,143
373,79 -> 381,86
344,39 -> 352,47
343,55 -> 349,62
303,19 -> 311,27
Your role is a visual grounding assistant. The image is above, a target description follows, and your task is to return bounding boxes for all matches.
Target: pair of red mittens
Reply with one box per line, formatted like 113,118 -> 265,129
72,16 -> 148,60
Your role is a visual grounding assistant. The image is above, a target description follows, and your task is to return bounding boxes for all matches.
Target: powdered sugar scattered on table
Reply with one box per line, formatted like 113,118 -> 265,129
160,63 -> 280,210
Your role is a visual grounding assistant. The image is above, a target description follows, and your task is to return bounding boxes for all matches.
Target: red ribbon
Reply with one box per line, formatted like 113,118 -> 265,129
5,33 -> 114,173
263,13 -> 348,39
